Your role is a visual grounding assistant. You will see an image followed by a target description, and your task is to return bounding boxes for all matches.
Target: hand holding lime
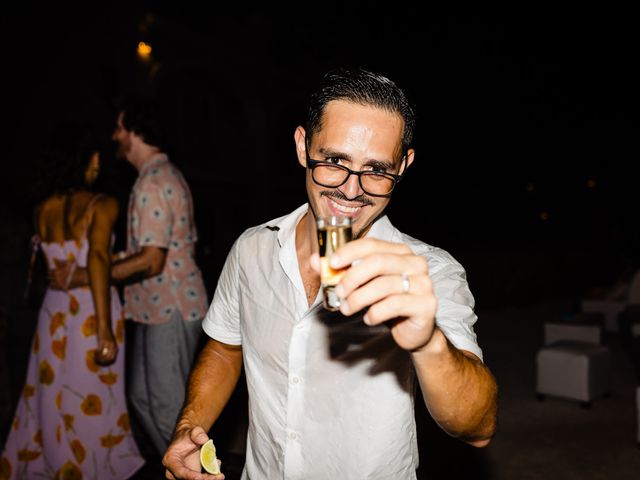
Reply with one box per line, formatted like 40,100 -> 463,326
199,439 -> 221,475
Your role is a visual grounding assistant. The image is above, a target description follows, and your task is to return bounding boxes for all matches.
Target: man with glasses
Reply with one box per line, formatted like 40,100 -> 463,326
163,68 -> 497,479
304,138 -> 406,198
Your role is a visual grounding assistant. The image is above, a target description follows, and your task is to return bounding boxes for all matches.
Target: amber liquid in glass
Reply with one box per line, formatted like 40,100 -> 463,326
317,219 -> 352,310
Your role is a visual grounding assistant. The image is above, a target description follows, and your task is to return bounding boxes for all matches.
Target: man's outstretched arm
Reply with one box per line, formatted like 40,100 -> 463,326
411,331 -> 497,447
320,237 -> 498,447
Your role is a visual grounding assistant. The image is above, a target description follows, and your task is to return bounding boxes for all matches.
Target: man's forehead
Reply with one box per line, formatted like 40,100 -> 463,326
320,101 -> 403,131
314,102 -> 404,157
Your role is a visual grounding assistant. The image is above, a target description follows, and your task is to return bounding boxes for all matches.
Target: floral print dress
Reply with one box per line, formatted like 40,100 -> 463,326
1,234 -> 144,479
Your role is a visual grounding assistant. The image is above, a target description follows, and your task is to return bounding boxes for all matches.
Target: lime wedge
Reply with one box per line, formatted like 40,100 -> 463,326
199,438 -> 220,475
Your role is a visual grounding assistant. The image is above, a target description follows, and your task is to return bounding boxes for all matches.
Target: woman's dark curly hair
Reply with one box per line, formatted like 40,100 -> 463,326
34,122 -> 103,202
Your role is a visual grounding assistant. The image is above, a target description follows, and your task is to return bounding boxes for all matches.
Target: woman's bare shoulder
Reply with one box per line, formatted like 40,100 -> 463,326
94,193 -> 118,208
92,194 -> 119,220
35,195 -> 62,221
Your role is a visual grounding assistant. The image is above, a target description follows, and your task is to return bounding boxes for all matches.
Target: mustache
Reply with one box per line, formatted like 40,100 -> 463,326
320,190 -> 374,206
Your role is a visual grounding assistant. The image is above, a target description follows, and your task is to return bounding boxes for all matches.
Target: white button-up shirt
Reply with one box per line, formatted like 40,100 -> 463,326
203,204 -> 482,480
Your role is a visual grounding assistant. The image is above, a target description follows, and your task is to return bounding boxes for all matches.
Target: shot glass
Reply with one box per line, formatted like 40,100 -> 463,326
316,215 -> 352,311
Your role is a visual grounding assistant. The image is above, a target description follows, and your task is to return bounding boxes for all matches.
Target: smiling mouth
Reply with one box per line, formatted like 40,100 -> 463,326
326,197 -> 367,216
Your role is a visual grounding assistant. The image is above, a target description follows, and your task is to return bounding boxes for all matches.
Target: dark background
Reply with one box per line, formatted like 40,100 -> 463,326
1,4 -> 639,479
2,5 -> 638,311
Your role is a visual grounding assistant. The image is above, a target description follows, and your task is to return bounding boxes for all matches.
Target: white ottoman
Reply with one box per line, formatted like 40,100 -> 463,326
536,341 -> 611,407
544,321 -> 602,346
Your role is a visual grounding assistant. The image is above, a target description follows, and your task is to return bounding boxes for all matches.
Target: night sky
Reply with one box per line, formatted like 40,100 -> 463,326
1,5 -> 638,308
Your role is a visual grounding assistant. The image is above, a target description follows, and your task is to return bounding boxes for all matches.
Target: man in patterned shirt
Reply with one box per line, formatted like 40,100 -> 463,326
52,98 -> 209,456
105,94 -> 208,453
107,96 -> 209,456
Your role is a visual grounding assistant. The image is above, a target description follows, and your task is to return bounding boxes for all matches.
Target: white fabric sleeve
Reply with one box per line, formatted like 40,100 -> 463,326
428,250 -> 484,361
202,238 -> 242,345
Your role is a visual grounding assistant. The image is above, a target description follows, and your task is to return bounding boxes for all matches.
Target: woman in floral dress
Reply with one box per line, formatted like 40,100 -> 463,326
0,123 -> 144,479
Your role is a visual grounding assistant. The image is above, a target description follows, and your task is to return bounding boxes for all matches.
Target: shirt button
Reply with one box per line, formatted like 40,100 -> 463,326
289,431 -> 297,440
292,376 -> 300,384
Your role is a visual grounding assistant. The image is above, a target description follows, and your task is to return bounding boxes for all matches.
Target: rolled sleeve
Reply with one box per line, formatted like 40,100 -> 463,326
202,238 -> 241,345
429,251 -> 483,360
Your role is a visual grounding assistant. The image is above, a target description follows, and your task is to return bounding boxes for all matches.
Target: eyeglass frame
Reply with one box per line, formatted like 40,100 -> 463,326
304,139 -> 409,197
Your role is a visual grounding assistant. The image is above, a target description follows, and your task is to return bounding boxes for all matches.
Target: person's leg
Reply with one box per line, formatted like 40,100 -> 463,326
128,321 -> 170,455
145,311 -> 203,450
180,318 -> 205,373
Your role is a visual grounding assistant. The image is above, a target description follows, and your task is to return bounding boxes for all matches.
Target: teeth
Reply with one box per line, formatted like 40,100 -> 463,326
330,199 -> 360,213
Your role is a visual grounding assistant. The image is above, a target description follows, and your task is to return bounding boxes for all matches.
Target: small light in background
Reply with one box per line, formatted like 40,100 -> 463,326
137,41 -> 152,58
525,182 -> 535,193
539,211 -> 549,221
586,178 -> 596,189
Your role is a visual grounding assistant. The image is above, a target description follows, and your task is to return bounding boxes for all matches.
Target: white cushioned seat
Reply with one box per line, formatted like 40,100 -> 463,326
536,341 -> 611,406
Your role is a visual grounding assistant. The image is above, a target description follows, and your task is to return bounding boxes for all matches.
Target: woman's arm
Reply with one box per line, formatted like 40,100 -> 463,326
86,195 -> 119,366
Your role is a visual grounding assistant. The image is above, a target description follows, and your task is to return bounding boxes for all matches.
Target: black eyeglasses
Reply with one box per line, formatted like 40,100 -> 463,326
305,142 -> 407,197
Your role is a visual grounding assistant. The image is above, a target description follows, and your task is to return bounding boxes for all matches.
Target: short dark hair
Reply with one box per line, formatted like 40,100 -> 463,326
306,67 -> 416,153
119,96 -> 166,149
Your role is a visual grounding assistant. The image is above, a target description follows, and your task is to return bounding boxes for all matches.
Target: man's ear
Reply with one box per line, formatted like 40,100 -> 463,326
128,130 -> 141,146
399,148 -> 415,175
294,126 -> 307,168
405,148 -> 415,170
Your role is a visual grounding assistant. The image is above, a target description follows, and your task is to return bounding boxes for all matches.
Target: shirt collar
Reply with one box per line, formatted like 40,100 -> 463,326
265,203 -> 397,247
139,153 -> 169,176
365,213 -> 396,243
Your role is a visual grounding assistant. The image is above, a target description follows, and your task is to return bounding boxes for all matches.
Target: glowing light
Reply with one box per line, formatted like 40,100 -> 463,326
539,211 -> 549,221
525,182 -> 535,193
586,178 -> 596,189
137,42 -> 152,58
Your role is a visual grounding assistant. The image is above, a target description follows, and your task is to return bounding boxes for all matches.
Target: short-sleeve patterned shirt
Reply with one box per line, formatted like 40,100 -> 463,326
124,154 -> 208,324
